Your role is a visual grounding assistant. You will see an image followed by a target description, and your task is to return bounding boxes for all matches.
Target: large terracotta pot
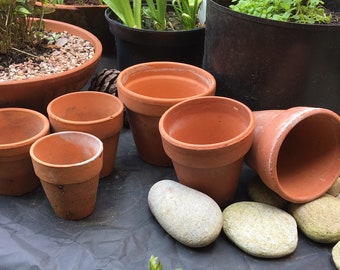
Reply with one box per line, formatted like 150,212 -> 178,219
0,108 -> 50,196
159,96 -> 255,206
245,107 -> 340,203
203,0 -> 340,114
117,61 -> 216,166
0,19 -> 102,114
30,131 -> 103,220
47,91 -> 124,178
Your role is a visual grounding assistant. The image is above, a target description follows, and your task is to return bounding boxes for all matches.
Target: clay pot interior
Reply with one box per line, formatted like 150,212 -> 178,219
30,131 -> 103,220
159,96 -> 254,206
246,107 -> 340,203
47,91 -> 124,178
117,61 -> 216,167
0,108 -> 50,196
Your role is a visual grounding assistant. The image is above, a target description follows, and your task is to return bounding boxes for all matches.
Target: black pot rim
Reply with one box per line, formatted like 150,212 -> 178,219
104,8 -> 205,34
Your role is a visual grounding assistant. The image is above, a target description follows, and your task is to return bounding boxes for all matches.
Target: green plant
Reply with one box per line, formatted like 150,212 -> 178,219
0,0 -> 54,54
172,0 -> 202,29
229,0 -> 332,24
149,255 -> 163,270
144,0 -> 166,30
102,0 -> 203,30
148,255 -> 183,270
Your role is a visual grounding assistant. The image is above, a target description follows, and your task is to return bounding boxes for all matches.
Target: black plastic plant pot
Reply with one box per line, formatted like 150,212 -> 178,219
203,0 -> 340,113
105,8 -> 205,70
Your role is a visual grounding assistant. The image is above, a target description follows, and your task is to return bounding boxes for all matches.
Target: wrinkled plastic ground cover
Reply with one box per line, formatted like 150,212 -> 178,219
0,129 -> 335,270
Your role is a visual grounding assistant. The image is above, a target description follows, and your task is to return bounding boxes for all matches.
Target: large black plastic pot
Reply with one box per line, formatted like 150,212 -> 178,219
105,8 -> 205,69
203,0 -> 340,113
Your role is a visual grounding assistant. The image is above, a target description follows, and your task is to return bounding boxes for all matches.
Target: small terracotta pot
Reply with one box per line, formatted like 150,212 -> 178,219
47,91 -> 124,178
245,107 -> 340,203
29,131 -> 103,220
117,61 -> 216,166
159,96 -> 255,206
0,108 -> 50,196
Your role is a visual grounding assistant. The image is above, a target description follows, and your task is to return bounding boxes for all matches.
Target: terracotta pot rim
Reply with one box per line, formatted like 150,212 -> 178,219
159,96 -> 255,150
36,2 -> 107,10
258,106 -> 340,162
117,61 -> 216,107
47,91 -> 124,125
30,131 -> 103,168
0,19 -> 102,87
0,108 -> 50,150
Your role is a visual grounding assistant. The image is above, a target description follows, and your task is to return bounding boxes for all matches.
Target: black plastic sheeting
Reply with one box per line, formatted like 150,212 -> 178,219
0,129 -> 336,270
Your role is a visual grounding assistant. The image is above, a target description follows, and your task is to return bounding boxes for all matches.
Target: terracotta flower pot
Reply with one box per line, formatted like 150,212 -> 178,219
0,108 -> 50,196
29,131 -> 103,220
117,62 -> 216,166
0,19 -> 102,115
245,107 -> 340,203
47,91 -> 124,178
159,96 -> 255,206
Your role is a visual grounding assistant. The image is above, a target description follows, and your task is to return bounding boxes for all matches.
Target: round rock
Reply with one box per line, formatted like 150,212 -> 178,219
148,179 -> 223,248
328,176 -> 340,197
288,194 -> 340,244
332,241 -> 340,269
223,201 -> 298,258
247,176 -> 287,208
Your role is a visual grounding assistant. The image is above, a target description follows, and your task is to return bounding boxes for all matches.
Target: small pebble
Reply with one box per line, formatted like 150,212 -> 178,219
247,176 -> 287,208
223,201 -> 298,258
148,179 -> 223,248
332,241 -> 340,269
288,194 -> 340,243
328,176 -> 340,197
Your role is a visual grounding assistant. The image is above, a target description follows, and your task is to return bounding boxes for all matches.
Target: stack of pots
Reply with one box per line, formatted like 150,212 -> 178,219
1,60 -> 339,221
117,61 -> 340,206
0,91 -> 124,220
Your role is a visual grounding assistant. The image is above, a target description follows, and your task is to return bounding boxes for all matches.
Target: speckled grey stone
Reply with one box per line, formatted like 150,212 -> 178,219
328,176 -> 340,197
288,194 -> 340,244
223,201 -> 298,258
247,176 -> 287,208
332,241 -> 340,269
148,179 -> 223,248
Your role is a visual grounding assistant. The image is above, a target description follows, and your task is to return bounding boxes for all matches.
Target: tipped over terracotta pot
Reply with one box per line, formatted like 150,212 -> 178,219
117,61 -> 216,166
0,108 -> 50,196
159,96 -> 255,206
245,107 -> 340,203
30,131 -> 103,220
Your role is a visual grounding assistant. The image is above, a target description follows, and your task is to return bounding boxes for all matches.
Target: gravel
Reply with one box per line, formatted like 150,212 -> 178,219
0,31 -> 95,82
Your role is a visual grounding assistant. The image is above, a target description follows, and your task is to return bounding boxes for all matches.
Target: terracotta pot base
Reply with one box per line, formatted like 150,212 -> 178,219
41,176 -> 99,220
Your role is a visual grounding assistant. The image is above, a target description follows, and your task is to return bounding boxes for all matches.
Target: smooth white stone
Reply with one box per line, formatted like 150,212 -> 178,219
332,241 -> 340,269
148,179 -> 223,248
223,201 -> 298,258
328,176 -> 340,197
247,176 -> 287,208
288,194 -> 340,244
